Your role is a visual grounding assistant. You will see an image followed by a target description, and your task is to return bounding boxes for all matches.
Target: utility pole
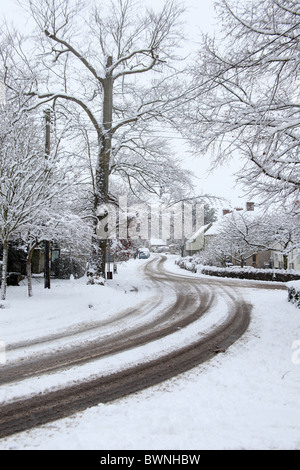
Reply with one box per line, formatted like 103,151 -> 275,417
44,109 -> 51,289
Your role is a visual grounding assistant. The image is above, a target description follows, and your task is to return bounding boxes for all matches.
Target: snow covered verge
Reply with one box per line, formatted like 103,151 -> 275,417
175,256 -> 300,283
0,259 -> 155,347
0,255 -> 300,450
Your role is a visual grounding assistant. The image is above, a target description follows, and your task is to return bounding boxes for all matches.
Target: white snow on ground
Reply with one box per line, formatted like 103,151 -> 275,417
0,255 -> 300,450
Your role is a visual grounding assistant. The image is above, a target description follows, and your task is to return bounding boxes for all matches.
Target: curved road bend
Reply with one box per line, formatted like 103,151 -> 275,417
1,257 -> 213,385
0,255 -> 266,439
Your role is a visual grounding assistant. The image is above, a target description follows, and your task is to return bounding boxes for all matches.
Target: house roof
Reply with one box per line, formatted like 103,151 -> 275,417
187,223 -> 212,243
204,202 -> 261,237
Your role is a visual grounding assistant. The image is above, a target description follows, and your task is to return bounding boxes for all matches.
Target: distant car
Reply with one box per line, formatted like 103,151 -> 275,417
138,248 -> 150,259
225,261 -> 233,267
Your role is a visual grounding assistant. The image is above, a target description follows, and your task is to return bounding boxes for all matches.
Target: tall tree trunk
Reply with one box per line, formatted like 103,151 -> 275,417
26,245 -> 36,297
90,56 -> 113,280
1,241 -> 9,301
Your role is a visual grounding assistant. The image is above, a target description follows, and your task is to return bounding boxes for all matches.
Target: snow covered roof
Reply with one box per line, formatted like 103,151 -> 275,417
205,202 -> 262,236
204,223 -> 220,236
187,224 -> 212,243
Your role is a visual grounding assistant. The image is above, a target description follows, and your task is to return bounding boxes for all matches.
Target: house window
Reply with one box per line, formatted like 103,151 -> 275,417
51,249 -> 60,262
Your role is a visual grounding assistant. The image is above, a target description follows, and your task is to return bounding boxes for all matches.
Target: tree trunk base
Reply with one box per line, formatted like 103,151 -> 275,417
87,236 -> 107,284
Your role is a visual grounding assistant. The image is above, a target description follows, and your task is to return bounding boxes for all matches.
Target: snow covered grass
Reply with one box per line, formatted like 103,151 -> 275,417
0,255 -> 300,450
0,260 -> 154,346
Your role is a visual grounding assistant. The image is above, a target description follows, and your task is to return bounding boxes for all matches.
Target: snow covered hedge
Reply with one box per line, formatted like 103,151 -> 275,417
52,256 -> 86,279
287,281 -> 300,309
175,257 -> 300,283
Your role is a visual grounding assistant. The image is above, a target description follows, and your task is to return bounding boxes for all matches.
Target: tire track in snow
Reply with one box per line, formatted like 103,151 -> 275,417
0,256 -> 251,439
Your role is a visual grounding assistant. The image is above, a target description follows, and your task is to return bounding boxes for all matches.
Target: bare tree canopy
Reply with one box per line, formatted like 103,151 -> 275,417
179,0 -> 300,209
2,0 -> 190,277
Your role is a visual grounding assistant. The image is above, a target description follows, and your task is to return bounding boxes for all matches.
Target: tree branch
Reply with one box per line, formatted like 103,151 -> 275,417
44,29 -> 105,85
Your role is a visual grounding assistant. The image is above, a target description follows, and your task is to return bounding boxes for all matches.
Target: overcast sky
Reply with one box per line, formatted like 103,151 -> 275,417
0,0 -> 249,211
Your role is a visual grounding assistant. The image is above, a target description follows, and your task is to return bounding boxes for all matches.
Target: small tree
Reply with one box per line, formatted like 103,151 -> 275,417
263,211 -> 300,270
210,208 -> 300,269
203,209 -> 270,268
18,208 -> 92,296
0,103 -> 68,299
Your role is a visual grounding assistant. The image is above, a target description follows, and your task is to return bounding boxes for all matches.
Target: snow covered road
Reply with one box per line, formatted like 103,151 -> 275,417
0,255 -> 299,450
0,255 -> 251,439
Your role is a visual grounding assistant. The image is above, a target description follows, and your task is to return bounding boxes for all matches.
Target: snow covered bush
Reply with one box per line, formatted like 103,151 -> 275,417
176,257 -> 300,283
287,281 -> 300,309
52,256 -> 86,280
200,266 -> 300,283
175,257 -> 198,273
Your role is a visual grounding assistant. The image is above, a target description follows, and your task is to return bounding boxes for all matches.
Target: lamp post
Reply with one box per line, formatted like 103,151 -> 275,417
44,240 -> 51,289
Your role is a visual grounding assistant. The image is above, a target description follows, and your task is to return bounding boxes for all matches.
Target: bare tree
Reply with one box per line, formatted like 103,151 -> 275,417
179,0 -> 300,209
204,207 -> 300,269
14,0 -> 186,278
0,105 -> 63,300
18,207 -> 92,297
62,107 -> 195,214
109,122 -> 195,205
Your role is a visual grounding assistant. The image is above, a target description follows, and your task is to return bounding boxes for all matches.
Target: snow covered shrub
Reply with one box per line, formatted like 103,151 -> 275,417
287,281 -> 300,309
200,266 -> 300,282
176,256 -> 300,283
175,257 -> 199,273
52,256 -> 86,279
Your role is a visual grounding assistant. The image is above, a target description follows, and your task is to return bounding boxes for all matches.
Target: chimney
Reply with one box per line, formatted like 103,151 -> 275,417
222,209 -> 231,216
